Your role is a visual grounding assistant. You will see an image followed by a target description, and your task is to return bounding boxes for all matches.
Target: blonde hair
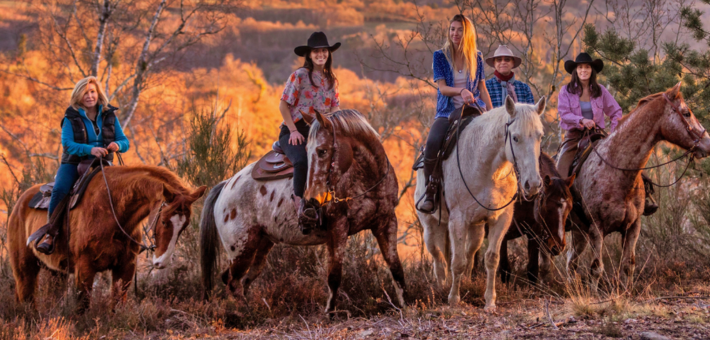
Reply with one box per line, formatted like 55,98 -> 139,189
70,76 -> 108,109
443,14 -> 478,80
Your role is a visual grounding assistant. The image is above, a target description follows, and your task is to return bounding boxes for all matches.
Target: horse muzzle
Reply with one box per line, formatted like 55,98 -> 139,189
545,238 -> 565,256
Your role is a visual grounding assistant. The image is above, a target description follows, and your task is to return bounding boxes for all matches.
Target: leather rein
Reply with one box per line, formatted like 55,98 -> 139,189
455,105 -> 528,212
322,119 -> 391,205
590,93 -> 706,188
98,152 -> 159,254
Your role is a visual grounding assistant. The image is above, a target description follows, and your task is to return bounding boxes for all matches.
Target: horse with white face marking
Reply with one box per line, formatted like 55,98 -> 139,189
415,96 -> 546,311
200,109 -> 406,314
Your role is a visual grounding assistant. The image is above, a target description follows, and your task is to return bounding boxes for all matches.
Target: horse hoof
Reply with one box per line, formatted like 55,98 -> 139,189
448,296 -> 460,306
484,304 -> 497,313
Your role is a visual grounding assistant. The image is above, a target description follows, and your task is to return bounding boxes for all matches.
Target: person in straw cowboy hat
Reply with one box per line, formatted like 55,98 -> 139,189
278,31 -> 341,229
484,45 -> 535,108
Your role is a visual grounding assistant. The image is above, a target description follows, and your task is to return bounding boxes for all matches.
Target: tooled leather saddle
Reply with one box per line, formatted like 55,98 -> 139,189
28,158 -> 112,211
251,141 -> 295,181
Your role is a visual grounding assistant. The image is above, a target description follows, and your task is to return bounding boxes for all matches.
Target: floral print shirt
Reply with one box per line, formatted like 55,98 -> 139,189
281,68 -> 339,123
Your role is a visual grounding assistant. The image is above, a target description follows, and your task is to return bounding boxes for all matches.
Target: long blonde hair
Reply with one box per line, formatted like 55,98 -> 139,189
443,14 -> 478,79
70,76 -> 108,109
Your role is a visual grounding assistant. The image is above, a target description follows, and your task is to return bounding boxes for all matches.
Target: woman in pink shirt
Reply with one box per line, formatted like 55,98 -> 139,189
556,52 -> 622,179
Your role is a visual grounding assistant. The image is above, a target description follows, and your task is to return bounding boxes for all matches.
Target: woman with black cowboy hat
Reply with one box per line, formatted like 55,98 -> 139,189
556,52 -> 621,180
557,52 -> 658,215
279,31 -> 341,225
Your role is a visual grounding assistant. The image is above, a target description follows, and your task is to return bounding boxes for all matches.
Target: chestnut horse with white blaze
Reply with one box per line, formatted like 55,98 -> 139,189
8,165 -> 206,311
566,83 -> 710,290
200,109 -> 406,314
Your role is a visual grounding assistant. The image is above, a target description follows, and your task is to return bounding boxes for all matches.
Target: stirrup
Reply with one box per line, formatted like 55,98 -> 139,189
35,233 -> 56,255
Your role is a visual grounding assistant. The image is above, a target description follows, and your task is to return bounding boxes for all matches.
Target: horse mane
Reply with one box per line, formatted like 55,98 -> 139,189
617,90 -> 681,126
108,165 -> 191,195
473,103 -> 543,142
308,109 -> 380,146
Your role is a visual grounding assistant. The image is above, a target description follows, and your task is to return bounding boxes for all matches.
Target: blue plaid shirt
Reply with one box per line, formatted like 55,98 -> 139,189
485,76 -> 535,108
433,49 -> 486,118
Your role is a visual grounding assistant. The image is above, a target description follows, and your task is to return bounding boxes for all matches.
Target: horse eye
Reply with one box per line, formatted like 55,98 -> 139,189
513,136 -> 519,143
683,111 -> 691,118
318,149 -> 327,157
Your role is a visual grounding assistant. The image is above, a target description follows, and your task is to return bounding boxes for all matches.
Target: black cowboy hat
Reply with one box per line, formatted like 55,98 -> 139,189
564,52 -> 604,74
294,32 -> 341,57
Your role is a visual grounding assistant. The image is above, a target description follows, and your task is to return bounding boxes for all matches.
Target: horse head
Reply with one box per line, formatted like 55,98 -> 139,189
504,95 -> 546,197
656,82 -> 710,159
535,174 -> 575,256
304,109 -> 381,205
152,185 -> 207,269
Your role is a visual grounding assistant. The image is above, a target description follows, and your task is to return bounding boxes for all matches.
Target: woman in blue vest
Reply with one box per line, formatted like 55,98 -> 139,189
34,76 -> 130,254
417,14 -> 492,214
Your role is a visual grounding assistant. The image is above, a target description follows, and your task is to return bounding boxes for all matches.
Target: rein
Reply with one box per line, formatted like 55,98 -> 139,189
455,105 -> 522,211
589,93 -> 704,187
322,119 -> 391,205
98,153 -> 157,254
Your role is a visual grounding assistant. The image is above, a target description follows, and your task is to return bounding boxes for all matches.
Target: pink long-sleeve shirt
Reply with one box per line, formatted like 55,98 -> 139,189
558,84 -> 622,132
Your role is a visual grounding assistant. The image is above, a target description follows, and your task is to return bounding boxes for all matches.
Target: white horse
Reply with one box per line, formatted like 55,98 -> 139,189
415,96 -> 546,310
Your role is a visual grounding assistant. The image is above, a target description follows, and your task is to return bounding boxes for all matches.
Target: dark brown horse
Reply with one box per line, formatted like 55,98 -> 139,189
566,83 -> 710,290
200,109 -> 406,314
304,109 -> 406,312
472,153 -> 574,284
9,165 -> 206,311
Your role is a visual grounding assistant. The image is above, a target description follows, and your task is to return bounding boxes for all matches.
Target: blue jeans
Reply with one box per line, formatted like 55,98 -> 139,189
278,120 -> 310,198
48,163 -> 79,216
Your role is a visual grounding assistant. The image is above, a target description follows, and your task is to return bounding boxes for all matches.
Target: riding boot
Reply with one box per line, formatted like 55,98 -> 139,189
417,158 -> 439,214
33,195 -> 71,255
641,174 -> 658,216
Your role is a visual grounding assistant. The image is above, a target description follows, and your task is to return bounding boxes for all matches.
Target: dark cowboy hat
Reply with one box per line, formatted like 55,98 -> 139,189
294,32 -> 341,57
564,52 -> 604,74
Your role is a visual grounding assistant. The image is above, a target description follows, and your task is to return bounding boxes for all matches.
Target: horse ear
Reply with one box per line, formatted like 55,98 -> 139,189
544,175 -> 552,186
162,184 -> 176,202
667,82 -> 682,99
535,96 -> 547,116
315,109 -> 331,129
301,112 -> 315,125
190,186 -> 207,201
566,173 -> 576,188
505,95 -> 516,117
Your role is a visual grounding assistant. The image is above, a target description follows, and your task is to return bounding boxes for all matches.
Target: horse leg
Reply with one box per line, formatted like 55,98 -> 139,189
621,219 -> 641,289
241,238 -> 274,297
423,220 -> 448,287
373,216 -> 407,307
499,238 -> 511,284
484,208 -> 513,312
224,232 -> 262,300
526,239 -> 540,284
75,261 -> 97,314
464,224 -> 485,280
538,249 -> 553,285
587,225 -> 605,293
447,215 -> 472,305
324,224 -> 348,314
11,249 -> 41,305
110,257 -> 137,310
566,228 -> 588,276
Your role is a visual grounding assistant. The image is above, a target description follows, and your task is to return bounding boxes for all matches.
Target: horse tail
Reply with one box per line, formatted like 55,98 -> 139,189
200,180 -> 226,299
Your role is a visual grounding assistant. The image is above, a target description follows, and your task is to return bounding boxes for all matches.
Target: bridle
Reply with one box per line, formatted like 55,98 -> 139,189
455,105 -> 533,211
99,153 -> 164,254
590,93 -> 706,187
300,117 -> 391,228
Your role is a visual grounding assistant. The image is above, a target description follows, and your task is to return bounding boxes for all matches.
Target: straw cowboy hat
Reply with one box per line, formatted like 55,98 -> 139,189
485,45 -> 522,68
294,32 -> 341,57
564,52 -> 604,74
